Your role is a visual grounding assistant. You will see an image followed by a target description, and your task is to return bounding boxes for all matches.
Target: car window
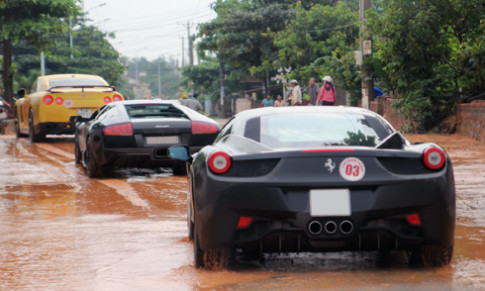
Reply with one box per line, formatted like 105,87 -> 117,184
254,113 -> 392,149
124,104 -> 188,119
49,78 -> 106,87
214,120 -> 234,143
94,105 -> 112,121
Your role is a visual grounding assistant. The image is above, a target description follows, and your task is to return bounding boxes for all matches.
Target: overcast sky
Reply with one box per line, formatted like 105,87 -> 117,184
83,0 -> 217,62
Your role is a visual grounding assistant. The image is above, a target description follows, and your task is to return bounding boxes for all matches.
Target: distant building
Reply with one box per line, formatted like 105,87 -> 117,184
127,78 -> 152,99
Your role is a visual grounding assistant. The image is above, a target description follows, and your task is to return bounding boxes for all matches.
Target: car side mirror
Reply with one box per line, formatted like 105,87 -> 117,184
168,145 -> 192,163
17,88 -> 27,98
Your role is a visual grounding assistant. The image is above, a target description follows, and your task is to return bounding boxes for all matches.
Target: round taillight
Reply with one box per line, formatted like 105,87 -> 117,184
113,95 -> 122,101
423,147 -> 446,170
55,97 -> 64,105
208,151 -> 231,174
104,96 -> 112,104
43,95 -> 54,105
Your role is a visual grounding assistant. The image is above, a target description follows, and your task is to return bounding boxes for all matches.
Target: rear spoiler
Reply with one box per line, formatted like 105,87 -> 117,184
47,85 -> 116,93
375,132 -> 407,150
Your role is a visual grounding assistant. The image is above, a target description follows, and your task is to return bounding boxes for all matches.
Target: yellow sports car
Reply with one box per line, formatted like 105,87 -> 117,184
15,74 -> 124,142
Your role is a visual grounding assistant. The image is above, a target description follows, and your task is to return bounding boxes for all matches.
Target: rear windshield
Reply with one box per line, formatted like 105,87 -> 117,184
255,113 -> 391,149
49,78 -> 106,87
124,104 -> 188,119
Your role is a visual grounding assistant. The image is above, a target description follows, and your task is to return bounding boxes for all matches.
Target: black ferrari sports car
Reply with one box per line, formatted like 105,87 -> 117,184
74,100 -> 220,177
169,106 -> 455,270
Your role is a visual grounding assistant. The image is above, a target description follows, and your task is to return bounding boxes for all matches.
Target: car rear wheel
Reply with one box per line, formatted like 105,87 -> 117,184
193,219 -> 205,268
15,112 -> 27,138
85,139 -> 103,178
187,201 -> 194,241
28,109 -> 44,143
193,216 -> 232,270
74,139 -> 82,164
408,244 -> 453,267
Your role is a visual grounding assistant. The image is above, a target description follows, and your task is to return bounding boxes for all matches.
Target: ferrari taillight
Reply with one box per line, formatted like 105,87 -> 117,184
43,95 -> 54,105
192,121 -> 218,134
237,216 -> 253,229
208,151 -> 231,174
423,147 -> 446,170
104,96 -> 112,104
406,213 -> 421,226
104,123 -> 133,136
113,95 -> 122,102
55,97 -> 64,105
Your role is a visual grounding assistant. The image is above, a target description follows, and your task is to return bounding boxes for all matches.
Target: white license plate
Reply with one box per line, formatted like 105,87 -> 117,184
309,189 -> 351,217
146,136 -> 179,145
77,108 -> 92,118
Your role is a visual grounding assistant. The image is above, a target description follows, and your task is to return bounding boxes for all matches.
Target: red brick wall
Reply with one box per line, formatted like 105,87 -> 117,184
456,103 -> 485,143
363,98 -> 415,132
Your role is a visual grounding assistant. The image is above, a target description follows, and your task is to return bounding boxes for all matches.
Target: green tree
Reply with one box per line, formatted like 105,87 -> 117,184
367,0 -> 485,131
11,24 -> 126,94
272,2 -> 361,98
0,0 -> 79,105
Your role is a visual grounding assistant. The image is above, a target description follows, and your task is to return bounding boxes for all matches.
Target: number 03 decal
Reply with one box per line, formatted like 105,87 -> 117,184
339,157 -> 365,181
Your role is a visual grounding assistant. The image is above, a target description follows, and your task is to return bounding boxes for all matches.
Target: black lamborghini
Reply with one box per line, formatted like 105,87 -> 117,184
74,100 -> 220,177
169,106 -> 455,270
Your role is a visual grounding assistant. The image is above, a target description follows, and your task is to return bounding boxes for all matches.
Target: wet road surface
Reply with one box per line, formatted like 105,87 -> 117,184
0,133 -> 484,290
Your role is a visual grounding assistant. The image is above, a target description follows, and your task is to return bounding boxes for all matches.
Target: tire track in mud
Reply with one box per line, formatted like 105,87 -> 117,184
97,179 -> 151,209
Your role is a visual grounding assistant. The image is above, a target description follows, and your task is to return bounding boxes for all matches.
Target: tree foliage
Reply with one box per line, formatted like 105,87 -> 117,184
272,1 -> 361,98
0,0 -> 79,104
12,24 -> 126,94
367,0 -> 485,131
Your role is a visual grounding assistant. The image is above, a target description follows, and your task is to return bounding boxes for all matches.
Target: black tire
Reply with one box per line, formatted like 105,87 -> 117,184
193,219 -> 205,269
408,244 -> 453,267
74,139 -> 82,164
187,199 -> 194,241
28,109 -> 44,143
173,163 -> 187,176
85,140 -> 103,178
15,112 -> 27,138
0,123 -> 4,135
193,213 -> 232,270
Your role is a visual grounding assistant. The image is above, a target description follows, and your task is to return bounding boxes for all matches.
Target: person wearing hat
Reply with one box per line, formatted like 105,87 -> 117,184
317,76 -> 336,106
287,79 -> 302,106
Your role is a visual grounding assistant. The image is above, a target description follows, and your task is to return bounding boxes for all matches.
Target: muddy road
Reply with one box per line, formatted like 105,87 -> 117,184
0,134 -> 484,290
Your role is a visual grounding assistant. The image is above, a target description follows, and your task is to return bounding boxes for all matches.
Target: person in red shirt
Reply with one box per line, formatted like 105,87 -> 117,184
317,76 -> 336,106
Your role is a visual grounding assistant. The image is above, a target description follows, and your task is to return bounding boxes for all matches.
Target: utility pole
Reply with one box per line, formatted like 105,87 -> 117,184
219,58 -> 225,118
40,51 -> 46,76
359,0 -> 374,109
69,17 -> 74,59
135,57 -> 139,99
187,21 -> 194,67
181,37 -> 185,67
158,61 -> 162,97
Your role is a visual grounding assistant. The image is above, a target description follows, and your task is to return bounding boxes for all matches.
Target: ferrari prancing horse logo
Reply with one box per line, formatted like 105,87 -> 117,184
325,158 -> 336,173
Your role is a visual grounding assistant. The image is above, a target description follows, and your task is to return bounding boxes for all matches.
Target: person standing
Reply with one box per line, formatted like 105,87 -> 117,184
185,93 -> 203,111
317,76 -> 336,106
262,94 -> 274,107
274,94 -> 285,107
0,88 -> 11,111
307,78 -> 320,105
288,80 -> 302,106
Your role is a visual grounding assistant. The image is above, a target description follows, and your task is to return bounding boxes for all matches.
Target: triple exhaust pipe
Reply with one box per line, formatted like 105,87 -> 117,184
308,220 -> 354,235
